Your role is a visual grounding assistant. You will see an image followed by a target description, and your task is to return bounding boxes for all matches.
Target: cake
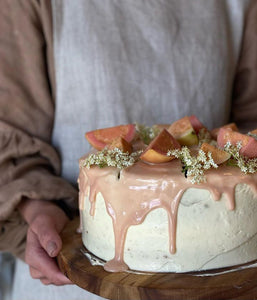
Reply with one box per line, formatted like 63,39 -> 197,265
78,116 -> 257,273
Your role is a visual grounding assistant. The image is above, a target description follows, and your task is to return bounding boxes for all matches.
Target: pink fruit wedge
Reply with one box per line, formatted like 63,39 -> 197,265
168,116 -> 198,146
189,115 -> 206,134
107,137 -> 133,154
217,128 -> 257,158
200,143 -> 231,165
140,129 -> 181,163
85,124 -> 136,150
211,123 -> 239,140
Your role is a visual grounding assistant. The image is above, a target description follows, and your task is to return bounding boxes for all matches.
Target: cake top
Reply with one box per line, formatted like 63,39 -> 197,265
80,115 -> 257,184
79,116 -> 257,272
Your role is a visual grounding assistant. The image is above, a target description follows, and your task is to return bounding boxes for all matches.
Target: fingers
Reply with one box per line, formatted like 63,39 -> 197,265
30,266 -> 44,279
20,201 -> 72,286
25,224 -> 72,285
30,266 -> 71,286
40,278 -> 52,285
29,214 -> 63,257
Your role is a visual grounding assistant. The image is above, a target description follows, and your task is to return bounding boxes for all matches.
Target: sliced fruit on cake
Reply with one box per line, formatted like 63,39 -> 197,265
217,128 -> 257,158
140,129 -> 181,163
85,124 -> 136,150
211,123 -> 239,140
168,116 -> 198,146
200,142 -> 231,165
189,115 -> 206,134
107,137 -> 133,154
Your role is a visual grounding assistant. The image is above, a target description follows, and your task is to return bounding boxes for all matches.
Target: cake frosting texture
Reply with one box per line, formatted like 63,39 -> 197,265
78,159 -> 257,273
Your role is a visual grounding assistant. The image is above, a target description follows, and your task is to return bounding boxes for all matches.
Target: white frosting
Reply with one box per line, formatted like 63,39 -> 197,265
81,183 -> 257,273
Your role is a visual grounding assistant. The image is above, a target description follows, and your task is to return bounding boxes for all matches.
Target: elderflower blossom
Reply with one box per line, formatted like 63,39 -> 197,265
167,146 -> 218,184
80,148 -> 143,170
224,142 -> 257,174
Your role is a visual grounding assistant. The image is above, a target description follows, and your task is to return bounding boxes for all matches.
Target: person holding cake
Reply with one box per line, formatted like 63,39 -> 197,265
0,0 -> 257,300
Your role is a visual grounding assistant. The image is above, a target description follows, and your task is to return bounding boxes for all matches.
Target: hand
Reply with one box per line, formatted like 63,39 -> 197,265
18,199 -> 72,285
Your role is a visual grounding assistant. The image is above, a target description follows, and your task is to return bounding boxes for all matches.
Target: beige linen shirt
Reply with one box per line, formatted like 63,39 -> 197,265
0,1 -> 77,259
51,0 -> 252,184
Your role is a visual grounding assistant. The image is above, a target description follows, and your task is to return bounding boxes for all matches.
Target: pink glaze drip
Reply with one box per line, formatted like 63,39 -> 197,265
77,168 -> 88,232
79,159 -> 257,272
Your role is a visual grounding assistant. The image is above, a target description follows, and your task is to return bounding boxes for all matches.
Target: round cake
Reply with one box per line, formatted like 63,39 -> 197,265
78,116 -> 257,273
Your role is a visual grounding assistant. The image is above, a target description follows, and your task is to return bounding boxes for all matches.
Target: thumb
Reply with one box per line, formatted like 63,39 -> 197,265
30,215 -> 63,257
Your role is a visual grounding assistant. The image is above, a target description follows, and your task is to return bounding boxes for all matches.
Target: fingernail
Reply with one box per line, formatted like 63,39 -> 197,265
46,241 -> 57,257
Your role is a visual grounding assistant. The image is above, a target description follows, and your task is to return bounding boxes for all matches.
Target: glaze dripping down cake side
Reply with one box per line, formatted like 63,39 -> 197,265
78,116 -> 257,273
79,160 -> 257,273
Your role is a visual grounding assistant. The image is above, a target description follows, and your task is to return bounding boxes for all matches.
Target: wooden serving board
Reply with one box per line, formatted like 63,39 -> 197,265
57,217 -> 257,300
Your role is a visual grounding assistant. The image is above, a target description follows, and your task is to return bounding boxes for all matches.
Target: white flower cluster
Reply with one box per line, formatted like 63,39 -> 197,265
224,142 -> 257,174
167,147 -> 218,184
80,148 -> 143,170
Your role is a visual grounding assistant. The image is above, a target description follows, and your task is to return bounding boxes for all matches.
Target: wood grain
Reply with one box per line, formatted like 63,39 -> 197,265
57,217 -> 257,300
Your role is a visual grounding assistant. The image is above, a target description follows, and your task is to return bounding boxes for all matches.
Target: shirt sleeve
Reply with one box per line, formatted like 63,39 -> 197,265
231,0 -> 257,132
0,0 -> 78,256
0,210 -> 28,260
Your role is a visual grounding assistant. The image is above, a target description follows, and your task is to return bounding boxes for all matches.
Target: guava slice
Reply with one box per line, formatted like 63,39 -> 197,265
107,137 -> 133,154
189,115 -> 206,134
85,124 -> 136,150
217,128 -> 257,158
211,123 -> 238,140
140,129 -> 180,163
168,116 -> 198,146
200,142 -> 231,164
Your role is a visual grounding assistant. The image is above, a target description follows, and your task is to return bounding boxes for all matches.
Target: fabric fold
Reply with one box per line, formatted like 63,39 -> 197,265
0,210 -> 27,260
231,0 -> 257,131
0,120 -> 78,221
